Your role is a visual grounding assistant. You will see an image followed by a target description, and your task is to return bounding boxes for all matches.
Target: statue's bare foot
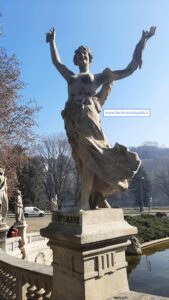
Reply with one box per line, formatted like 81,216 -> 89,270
80,203 -> 90,211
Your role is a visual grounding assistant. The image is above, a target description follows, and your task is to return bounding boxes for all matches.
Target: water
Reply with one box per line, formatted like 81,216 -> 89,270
127,242 -> 169,298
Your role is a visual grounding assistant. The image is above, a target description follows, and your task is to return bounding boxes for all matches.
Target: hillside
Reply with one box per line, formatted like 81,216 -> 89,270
109,143 -> 169,208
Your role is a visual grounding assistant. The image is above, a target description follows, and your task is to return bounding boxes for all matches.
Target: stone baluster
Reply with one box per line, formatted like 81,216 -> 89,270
0,267 -> 7,293
0,266 -> 4,288
3,269 -> 11,299
26,279 -> 36,299
42,286 -> 52,300
8,272 -> 16,299
0,251 -> 52,300
16,274 -> 27,300
33,280 -> 44,299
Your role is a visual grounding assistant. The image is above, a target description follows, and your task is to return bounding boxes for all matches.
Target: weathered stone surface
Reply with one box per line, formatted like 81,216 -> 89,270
0,250 -> 52,299
0,168 -> 8,223
42,208 -> 137,245
126,236 -> 142,255
6,232 -> 53,264
51,194 -> 59,211
41,209 -> 137,300
15,189 -> 25,223
14,221 -> 27,259
46,26 -> 156,210
44,25 -> 156,299
0,225 -> 9,252
0,169 -> 9,251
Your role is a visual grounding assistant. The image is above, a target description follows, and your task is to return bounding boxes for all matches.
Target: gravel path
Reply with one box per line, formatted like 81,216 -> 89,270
6,215 -> 51,233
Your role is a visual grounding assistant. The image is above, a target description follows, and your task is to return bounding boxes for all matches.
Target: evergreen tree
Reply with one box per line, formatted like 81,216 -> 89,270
156,167 -> 169,200
17,157 -> 47,209
129,166 -> 151,212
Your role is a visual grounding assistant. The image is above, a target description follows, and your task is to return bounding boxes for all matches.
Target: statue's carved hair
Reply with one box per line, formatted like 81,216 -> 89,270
73,46 -> 93,66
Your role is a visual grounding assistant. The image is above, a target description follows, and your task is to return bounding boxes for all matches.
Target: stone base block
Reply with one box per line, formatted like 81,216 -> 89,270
41,208 -> 137,300
0,223 -> 9,252
14,221 -> 27,259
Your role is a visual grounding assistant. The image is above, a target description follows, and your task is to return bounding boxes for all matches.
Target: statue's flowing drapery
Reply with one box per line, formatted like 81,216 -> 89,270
62,95 -> 140,199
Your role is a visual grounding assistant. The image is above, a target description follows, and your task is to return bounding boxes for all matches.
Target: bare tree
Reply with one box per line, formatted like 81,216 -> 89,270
0,145 -> 27,197
39,134 -> 74,208
0,48 -> 40,147
0,39 -> 40,196
71,166 -> 81,206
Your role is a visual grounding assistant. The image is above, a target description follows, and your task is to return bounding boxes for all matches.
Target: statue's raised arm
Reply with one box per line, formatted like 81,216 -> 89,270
112,26 -> 156,80
46,27 -> 74,81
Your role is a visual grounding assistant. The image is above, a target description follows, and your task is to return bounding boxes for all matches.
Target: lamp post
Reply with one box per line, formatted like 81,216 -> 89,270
149,196 -> 153,213
140,176 -> 144,213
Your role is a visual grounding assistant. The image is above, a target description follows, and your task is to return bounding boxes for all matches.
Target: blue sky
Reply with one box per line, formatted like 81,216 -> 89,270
1,0 -> 169,147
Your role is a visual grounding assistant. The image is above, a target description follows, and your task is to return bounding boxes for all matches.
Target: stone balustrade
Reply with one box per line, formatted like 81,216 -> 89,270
6,236 -> 22,257
0,250 -> 52,299
6,232 -> 52,264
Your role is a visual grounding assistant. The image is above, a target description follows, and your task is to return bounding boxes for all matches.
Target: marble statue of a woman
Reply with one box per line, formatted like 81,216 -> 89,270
0,168 -> 8,223
15,190 -> 24,223
46,26 -> 156,210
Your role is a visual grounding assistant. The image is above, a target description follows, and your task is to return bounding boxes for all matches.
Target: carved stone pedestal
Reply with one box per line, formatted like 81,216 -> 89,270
41,209 -> 137,300
14,221 -> 27,259
0,223 -> 8,252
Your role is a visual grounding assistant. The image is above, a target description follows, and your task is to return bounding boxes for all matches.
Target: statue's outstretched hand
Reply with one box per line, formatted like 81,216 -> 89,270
142,26 -> 156,41
148,26 -> 156,37
46,27 -> 55,43
135,26 -> 156,68
112,26 -> 156,79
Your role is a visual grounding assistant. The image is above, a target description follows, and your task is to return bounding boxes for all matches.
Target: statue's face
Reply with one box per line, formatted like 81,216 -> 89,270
76,50 -> 90,69
0,169 -> 5,186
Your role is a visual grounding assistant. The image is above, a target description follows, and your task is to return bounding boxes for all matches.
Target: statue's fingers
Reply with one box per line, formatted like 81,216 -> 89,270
46,33 -> 49,43
141,30 -> 145,40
